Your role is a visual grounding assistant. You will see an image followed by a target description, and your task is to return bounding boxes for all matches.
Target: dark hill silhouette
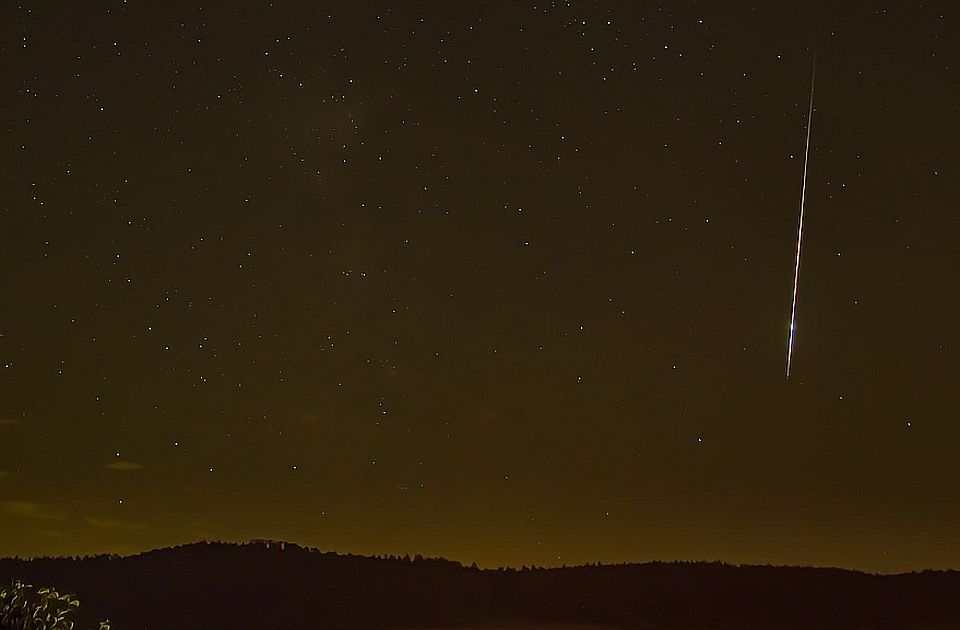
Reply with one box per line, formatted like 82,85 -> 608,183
2,541 -> 960,629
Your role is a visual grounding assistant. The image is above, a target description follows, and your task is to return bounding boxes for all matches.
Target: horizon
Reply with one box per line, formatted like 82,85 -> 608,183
3,538 -> 958,577
7,538 -> 960,630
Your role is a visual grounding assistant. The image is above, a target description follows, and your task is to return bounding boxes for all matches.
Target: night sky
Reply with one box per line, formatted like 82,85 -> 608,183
1,1 -> 957,573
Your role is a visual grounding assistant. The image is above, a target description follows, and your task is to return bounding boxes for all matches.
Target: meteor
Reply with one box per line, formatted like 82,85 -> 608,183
786,53 -> 816,379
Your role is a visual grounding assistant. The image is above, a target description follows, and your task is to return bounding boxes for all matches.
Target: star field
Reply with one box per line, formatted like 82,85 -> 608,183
1,1 -> 957,572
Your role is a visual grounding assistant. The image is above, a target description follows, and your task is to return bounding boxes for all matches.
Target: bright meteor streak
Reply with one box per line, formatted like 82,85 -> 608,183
786,53 -> 816,379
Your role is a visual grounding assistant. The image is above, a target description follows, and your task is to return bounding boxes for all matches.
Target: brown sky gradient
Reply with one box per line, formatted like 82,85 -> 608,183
1,0 -> 957,572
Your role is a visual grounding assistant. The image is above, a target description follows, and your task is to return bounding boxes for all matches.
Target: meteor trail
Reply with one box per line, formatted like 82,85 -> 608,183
786,53 -> 816,379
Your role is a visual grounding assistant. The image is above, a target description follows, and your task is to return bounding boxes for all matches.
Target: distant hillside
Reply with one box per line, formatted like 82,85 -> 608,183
2,541 -> 959,629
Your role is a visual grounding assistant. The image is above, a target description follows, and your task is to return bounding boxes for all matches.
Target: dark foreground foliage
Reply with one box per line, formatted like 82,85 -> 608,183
2,541 -> 959,629
0,579 -> 110,630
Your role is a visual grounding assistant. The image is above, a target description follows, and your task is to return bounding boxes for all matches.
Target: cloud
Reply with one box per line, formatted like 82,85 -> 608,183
185,519 -> 222,541
0,500 -> 69,522
296,412 -> 321,425
106,461 -> 144,471
84,516 -> 146,532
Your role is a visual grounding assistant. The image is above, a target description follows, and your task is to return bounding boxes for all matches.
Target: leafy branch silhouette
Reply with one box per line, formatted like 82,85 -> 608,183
0,580 -> 111,630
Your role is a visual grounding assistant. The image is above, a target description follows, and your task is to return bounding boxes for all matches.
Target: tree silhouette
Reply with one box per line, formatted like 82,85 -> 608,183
0,579 -> 111,630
